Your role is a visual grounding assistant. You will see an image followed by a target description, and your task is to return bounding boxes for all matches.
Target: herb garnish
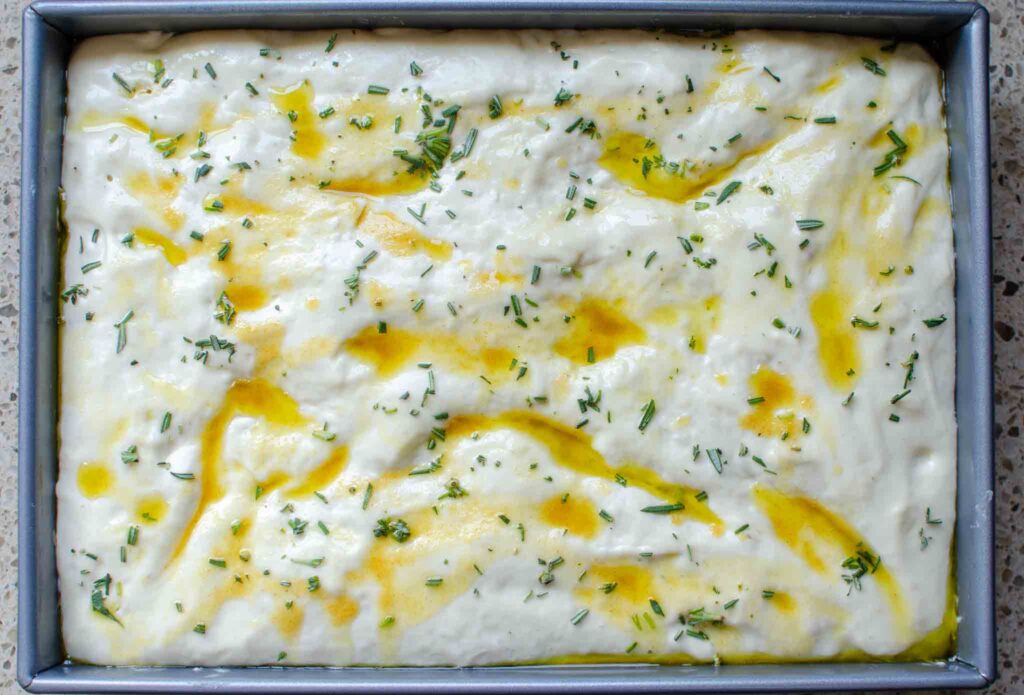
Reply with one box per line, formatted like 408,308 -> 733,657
114,309 -> 134,353
374,518 -> 412,542
717,181 -> 741,205
873,129 -> 909,176
638,400 -> 656,431
861,57 -> 886,76
641,503 -> 684,514
489,95 -> 503,118
841,548 -> 881,594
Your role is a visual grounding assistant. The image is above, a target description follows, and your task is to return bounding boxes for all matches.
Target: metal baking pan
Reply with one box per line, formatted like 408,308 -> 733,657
18,0 -> 994,691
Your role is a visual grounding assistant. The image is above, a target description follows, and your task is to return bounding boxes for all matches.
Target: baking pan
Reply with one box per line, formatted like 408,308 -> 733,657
18,0 -> 994,691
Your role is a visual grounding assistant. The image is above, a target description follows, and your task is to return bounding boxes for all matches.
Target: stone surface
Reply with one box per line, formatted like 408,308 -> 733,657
987,0 -> 1024,690
0,0 -> 1019,692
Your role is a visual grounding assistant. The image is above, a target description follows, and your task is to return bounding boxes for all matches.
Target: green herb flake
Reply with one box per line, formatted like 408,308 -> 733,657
570,608 -> 590,625
112,72 -> 135,95
717,180 -> 741,205
489,95 -> 503,119
114,309 -> 134,354
706,448 -> 724,474
861,56 -> 887,76
641,503 -> 684,514
638,399 -> 656,431
874,129 -> 909,176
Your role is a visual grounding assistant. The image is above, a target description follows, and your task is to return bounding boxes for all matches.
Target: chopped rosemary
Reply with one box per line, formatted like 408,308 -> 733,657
638,400 -> 656,431
706,448 -> 724,474
641,503 -> 684,514
861,56 -> 886,76
373,517 -> 411,542
873,129 -> 909,176
114,309 -> 133,354
489,95 -> 503,118
717,180 -> 741,205
850,316 -> 879,329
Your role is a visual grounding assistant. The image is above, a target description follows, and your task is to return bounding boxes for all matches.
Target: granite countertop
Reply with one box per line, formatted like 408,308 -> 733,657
0,1 -> 1019,692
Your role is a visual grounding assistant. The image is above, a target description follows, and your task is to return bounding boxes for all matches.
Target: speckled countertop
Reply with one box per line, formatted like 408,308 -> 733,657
0,0 -> 1019,692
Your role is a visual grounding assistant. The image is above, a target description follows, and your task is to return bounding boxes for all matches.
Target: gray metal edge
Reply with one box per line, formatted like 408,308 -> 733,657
17,5 -> 51,692
25,0 -> 988,17
950,3 -> 997,685
28,0 -> 985,37
16,5 -> 40,692
19,4 -> 68,690
21,661 -> 992,693
17,0 -> 995,692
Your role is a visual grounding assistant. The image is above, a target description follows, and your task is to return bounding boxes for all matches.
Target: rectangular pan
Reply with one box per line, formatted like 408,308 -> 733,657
18,1 -> 994,691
